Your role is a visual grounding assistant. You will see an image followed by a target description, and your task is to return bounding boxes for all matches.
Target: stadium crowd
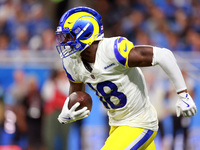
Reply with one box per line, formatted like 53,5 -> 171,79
0,0 -> 200,52
0,0 -> 200,150
93,0 -> 200,52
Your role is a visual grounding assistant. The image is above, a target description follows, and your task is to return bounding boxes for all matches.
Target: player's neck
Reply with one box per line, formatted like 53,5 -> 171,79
81,41 -> 99,63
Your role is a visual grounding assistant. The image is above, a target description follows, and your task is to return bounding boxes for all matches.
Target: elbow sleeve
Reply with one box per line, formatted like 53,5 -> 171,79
152,47 -> 187,92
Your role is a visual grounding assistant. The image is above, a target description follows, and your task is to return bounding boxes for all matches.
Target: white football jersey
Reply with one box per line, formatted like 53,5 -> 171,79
62,37 -> 158,131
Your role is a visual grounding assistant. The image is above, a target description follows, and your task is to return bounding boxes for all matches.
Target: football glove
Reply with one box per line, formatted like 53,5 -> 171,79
176,92 -> 197,117
58,97 -> 90,124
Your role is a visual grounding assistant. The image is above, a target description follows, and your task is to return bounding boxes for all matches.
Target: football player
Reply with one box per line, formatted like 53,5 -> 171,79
56,6 -> 197,150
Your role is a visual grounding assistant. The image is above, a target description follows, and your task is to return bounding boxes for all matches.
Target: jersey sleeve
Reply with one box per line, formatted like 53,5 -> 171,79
114,37 -> 134,68
62,59 -> 82,83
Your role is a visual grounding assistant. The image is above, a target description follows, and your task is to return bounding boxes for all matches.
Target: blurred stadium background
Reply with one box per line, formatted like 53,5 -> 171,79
0,0 -> 200,150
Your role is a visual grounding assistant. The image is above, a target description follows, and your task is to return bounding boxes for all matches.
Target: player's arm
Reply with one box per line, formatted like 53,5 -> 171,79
58,81 -> 89,124
69,80 -> 85,94
128,46 -> 186,93
128,46 -> 186,92
128,45 -> 197,117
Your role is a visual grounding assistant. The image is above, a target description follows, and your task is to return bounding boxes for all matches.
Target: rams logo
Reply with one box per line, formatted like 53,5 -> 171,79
114,37 -> 134,68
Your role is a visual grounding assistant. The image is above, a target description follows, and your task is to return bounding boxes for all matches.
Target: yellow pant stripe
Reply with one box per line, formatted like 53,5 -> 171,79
101,126 -> 157,150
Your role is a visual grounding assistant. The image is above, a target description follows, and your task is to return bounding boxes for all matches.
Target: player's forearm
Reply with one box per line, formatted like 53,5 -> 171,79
152,47 -> 187,93
69,81 -> 84,94
177,89 -> 188,94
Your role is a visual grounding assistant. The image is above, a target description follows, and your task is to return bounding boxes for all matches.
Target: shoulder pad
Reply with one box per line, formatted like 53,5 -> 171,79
114,37 -> 134,67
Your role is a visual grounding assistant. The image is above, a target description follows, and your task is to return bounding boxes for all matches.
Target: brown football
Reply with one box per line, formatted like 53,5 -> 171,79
68,91 -> 92,111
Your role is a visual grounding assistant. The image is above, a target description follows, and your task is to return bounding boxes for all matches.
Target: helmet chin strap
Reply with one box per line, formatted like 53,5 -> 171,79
70,44 -> 89,59
70,50 -> 82,59
95,33 -> 104,41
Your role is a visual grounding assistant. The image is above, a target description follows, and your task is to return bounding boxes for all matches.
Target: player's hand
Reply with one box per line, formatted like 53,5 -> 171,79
176,92 -> 197,117
57,97 -> 90,124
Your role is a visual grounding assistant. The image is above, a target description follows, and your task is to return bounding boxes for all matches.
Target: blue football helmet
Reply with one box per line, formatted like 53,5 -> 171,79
55,6 -> 104,58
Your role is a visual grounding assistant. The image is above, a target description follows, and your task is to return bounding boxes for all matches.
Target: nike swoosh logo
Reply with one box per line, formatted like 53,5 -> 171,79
124,43 -> 127,52
63,117 -> 71,120
182,100 -> 190,107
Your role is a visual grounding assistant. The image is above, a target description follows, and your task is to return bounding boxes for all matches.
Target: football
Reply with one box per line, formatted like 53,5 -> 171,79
68,91 -> 92,111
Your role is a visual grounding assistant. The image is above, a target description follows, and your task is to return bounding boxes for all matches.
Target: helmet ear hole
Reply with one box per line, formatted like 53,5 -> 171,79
84,32 -> 92,38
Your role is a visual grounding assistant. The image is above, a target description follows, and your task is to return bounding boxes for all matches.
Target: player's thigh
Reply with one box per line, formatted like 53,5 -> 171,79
145,140 -> 156,150
101,126 -> 157,150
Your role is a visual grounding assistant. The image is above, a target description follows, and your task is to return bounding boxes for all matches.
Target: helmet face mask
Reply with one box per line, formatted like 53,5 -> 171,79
56,32 -> 74,46
55,7 -> 104,58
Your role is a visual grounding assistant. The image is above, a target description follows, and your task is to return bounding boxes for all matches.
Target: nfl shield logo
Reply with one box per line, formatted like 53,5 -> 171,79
91,74 -> 95,79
